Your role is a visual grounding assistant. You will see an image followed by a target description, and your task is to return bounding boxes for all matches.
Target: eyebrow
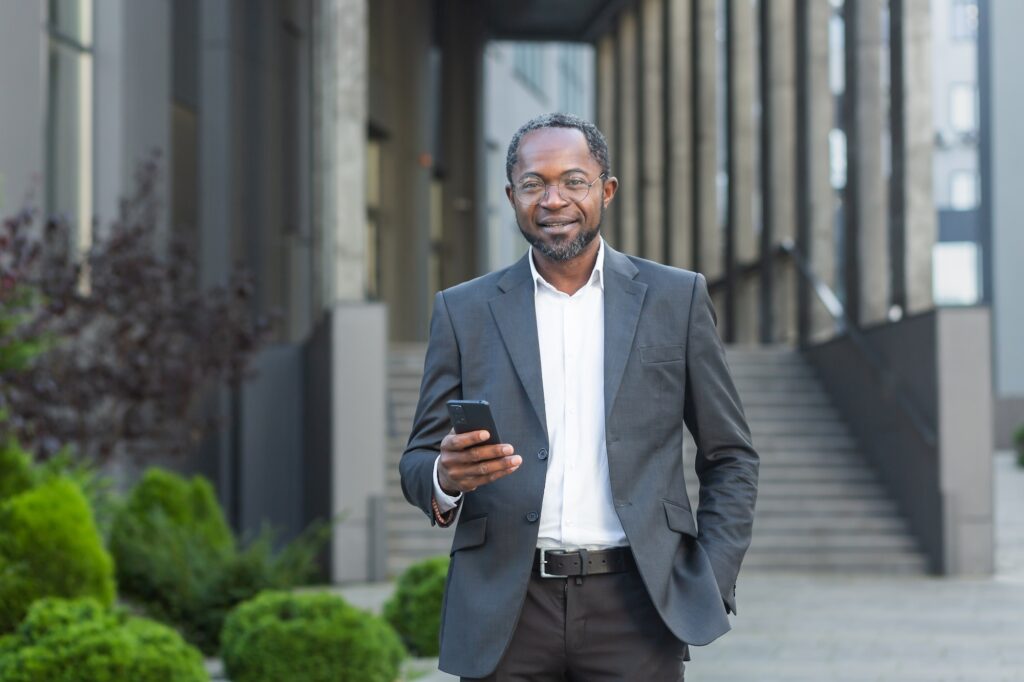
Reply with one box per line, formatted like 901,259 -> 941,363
516,168 -> 591,182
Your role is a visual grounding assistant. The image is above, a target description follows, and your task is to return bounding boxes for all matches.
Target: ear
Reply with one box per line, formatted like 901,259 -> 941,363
505,184 -> 515,207
601,175 -> 619,208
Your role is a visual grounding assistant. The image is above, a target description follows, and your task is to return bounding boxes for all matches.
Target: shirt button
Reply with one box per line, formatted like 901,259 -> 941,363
537,449 -> 548,460
525,511 -> 539,523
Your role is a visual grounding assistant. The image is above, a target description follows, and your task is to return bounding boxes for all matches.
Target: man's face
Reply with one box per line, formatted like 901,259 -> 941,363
506,127 -> 618,262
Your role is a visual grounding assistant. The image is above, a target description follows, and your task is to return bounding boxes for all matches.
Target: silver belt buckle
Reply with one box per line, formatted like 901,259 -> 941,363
539,547 -> 560,578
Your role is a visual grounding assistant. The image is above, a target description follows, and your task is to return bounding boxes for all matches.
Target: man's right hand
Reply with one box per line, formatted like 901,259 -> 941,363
438,429 -> 522,495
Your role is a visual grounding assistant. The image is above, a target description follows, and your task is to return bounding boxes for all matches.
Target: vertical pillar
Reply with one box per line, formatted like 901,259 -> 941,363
375,0 -> 433,342
313,0 -> 368,304
616,10 -> 640,256
797,0 -> 838,343
726,0 -> 758,344
900,0 -> 936,314
694,0 -> 720,281
641,0 -> 665,262
596,32 -> 618,243
666,0 -> 693,269
843,0 -> 888,326
439,1 -> 484,288
762,0 -> 796,344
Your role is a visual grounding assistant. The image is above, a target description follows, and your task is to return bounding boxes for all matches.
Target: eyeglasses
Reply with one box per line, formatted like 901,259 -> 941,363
512,173 -> 606,207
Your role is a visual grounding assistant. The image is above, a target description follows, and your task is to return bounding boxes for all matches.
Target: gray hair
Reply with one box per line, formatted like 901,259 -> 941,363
505,113 -> 611,184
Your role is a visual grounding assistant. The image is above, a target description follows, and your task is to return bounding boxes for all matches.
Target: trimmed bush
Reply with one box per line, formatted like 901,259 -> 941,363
383,555 -> 449,657
0,597 -> 206,682
221,591 -> 405,682
0,478 -> 115,632
110,467 -> 328,653
1014,424 -> 1024,468
0,439 -> 35,502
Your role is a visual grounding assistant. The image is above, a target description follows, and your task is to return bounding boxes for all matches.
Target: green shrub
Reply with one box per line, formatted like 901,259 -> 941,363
0,439 -> 35,502
0,478 -> 115,632
383,555 -> 449,657
0,597 -> 206,682
1015,424 -> 1024,468
110,467 -> 329,653
221,591 -> 405,682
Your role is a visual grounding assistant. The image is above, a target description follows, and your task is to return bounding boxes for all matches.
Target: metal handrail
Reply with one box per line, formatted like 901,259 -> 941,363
777,239 -> 937,449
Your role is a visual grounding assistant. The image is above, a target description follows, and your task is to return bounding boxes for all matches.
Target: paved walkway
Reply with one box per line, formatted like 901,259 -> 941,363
337,452 -> 1024,682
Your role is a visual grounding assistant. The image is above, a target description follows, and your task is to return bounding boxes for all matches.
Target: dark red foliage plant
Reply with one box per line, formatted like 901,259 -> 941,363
0,158 -> 272,461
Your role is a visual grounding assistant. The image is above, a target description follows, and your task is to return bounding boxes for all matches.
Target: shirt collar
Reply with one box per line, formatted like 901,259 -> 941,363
528,237 -> 605,295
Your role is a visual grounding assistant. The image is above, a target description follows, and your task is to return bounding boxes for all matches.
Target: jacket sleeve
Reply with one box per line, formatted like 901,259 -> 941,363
683,273 -> 760,614
400,290 -> 463,525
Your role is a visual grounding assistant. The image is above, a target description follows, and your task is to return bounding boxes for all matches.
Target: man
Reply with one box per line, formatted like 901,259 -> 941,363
400,113 -> 758,681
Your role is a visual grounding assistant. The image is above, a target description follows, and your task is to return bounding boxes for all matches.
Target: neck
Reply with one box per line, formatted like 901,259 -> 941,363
532,239 -> 600,296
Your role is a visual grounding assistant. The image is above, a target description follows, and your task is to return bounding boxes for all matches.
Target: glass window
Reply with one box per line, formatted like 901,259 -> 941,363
933,241 -> 980,306
949,171 -> 978,210
949,84 -> 977,133
951,0 -> 979,41
513,44 -> 545,94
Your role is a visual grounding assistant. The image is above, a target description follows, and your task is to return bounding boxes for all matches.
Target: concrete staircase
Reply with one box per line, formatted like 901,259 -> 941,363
713,346 -> 926,573
385,343 -> 927,577
386,344 -> 453,576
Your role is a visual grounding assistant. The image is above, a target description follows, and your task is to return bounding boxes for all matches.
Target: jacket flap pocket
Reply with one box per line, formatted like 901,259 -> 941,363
640,344 -> 685,364
450,514 -> 487,555
663,499 -> 698,537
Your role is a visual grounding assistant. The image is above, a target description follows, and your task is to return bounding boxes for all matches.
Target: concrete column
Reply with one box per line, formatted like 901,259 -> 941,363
439,1 -> 485,288
616,9 -> 639,256
845,0 -> 889,326
694,0 -> 720,280
197,0 -> 234,290
937,308 -> 994,575
666,0 -> 693,270
313,0 -> 368,304
596,32 -> 618,243
373,0 -> 433,342
727,0 -> 758,344
765,0 -> 796,344
640,0 -> 665,262
805,0 -> 838,342
330,304 -> 388,582
987,0 -> 1024,446
0,2 -> 45,215
901,0 -> 936,315
94,0 -> 171,242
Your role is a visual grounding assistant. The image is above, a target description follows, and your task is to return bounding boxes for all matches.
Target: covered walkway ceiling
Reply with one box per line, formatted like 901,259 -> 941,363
482,0 -> 627,42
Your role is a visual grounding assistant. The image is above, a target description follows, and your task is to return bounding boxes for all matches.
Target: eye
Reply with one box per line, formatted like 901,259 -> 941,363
519,181 -> 543,192
564,177 -> 588,188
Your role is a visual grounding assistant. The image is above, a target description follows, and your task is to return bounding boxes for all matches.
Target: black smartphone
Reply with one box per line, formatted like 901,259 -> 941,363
446,400 -> 502,446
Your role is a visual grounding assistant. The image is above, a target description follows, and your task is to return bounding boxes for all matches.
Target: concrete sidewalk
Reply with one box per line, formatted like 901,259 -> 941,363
338,451 -> 1024,682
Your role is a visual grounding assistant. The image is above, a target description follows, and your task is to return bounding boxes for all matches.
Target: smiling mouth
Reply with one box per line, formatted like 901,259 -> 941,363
539,220 -> 578,233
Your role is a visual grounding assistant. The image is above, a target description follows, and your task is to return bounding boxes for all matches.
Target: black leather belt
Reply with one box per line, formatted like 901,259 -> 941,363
533,546 -> 636,578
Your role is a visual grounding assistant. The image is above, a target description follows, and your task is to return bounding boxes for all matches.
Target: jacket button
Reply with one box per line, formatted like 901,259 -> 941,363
525,511 -> 539,523
537,448 -> 548,460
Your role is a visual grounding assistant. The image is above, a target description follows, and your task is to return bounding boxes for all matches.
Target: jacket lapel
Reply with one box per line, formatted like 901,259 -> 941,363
489,254 -> 547,434
603,246 -> 647,421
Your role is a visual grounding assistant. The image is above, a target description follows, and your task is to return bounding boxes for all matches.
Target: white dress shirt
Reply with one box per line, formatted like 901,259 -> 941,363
433,238 -> 628,549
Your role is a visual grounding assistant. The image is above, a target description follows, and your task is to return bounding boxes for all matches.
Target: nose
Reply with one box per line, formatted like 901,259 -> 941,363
538,183 -> 570,209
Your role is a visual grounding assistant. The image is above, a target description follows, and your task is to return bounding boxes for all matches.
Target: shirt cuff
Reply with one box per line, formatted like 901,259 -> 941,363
433,454 -> 462,513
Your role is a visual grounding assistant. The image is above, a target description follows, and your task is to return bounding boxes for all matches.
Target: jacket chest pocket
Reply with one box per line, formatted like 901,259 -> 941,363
639,344 -> 684,364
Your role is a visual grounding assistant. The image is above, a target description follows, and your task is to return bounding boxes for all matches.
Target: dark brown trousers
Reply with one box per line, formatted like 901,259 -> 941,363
462,566 -> 687,681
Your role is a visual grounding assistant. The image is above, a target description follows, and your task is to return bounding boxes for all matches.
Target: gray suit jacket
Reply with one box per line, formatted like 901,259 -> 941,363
400,244 -> 759,678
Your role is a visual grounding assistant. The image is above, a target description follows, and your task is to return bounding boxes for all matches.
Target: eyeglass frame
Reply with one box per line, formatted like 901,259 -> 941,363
510,172 -> 608,207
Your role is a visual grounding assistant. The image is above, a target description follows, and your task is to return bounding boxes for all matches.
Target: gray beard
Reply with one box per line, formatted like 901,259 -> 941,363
517,206 -> 603,262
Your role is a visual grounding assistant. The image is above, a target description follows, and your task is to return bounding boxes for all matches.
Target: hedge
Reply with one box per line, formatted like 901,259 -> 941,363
0,597 -> 206,682
0,478 -> 115,632
221,591 -> 405,682
382,555 -> 449,657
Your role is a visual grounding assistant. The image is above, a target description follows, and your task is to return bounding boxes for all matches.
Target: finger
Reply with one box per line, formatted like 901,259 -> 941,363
445,429 -> 492,451
456,454 -> 522,480
462,443 -> 516,462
